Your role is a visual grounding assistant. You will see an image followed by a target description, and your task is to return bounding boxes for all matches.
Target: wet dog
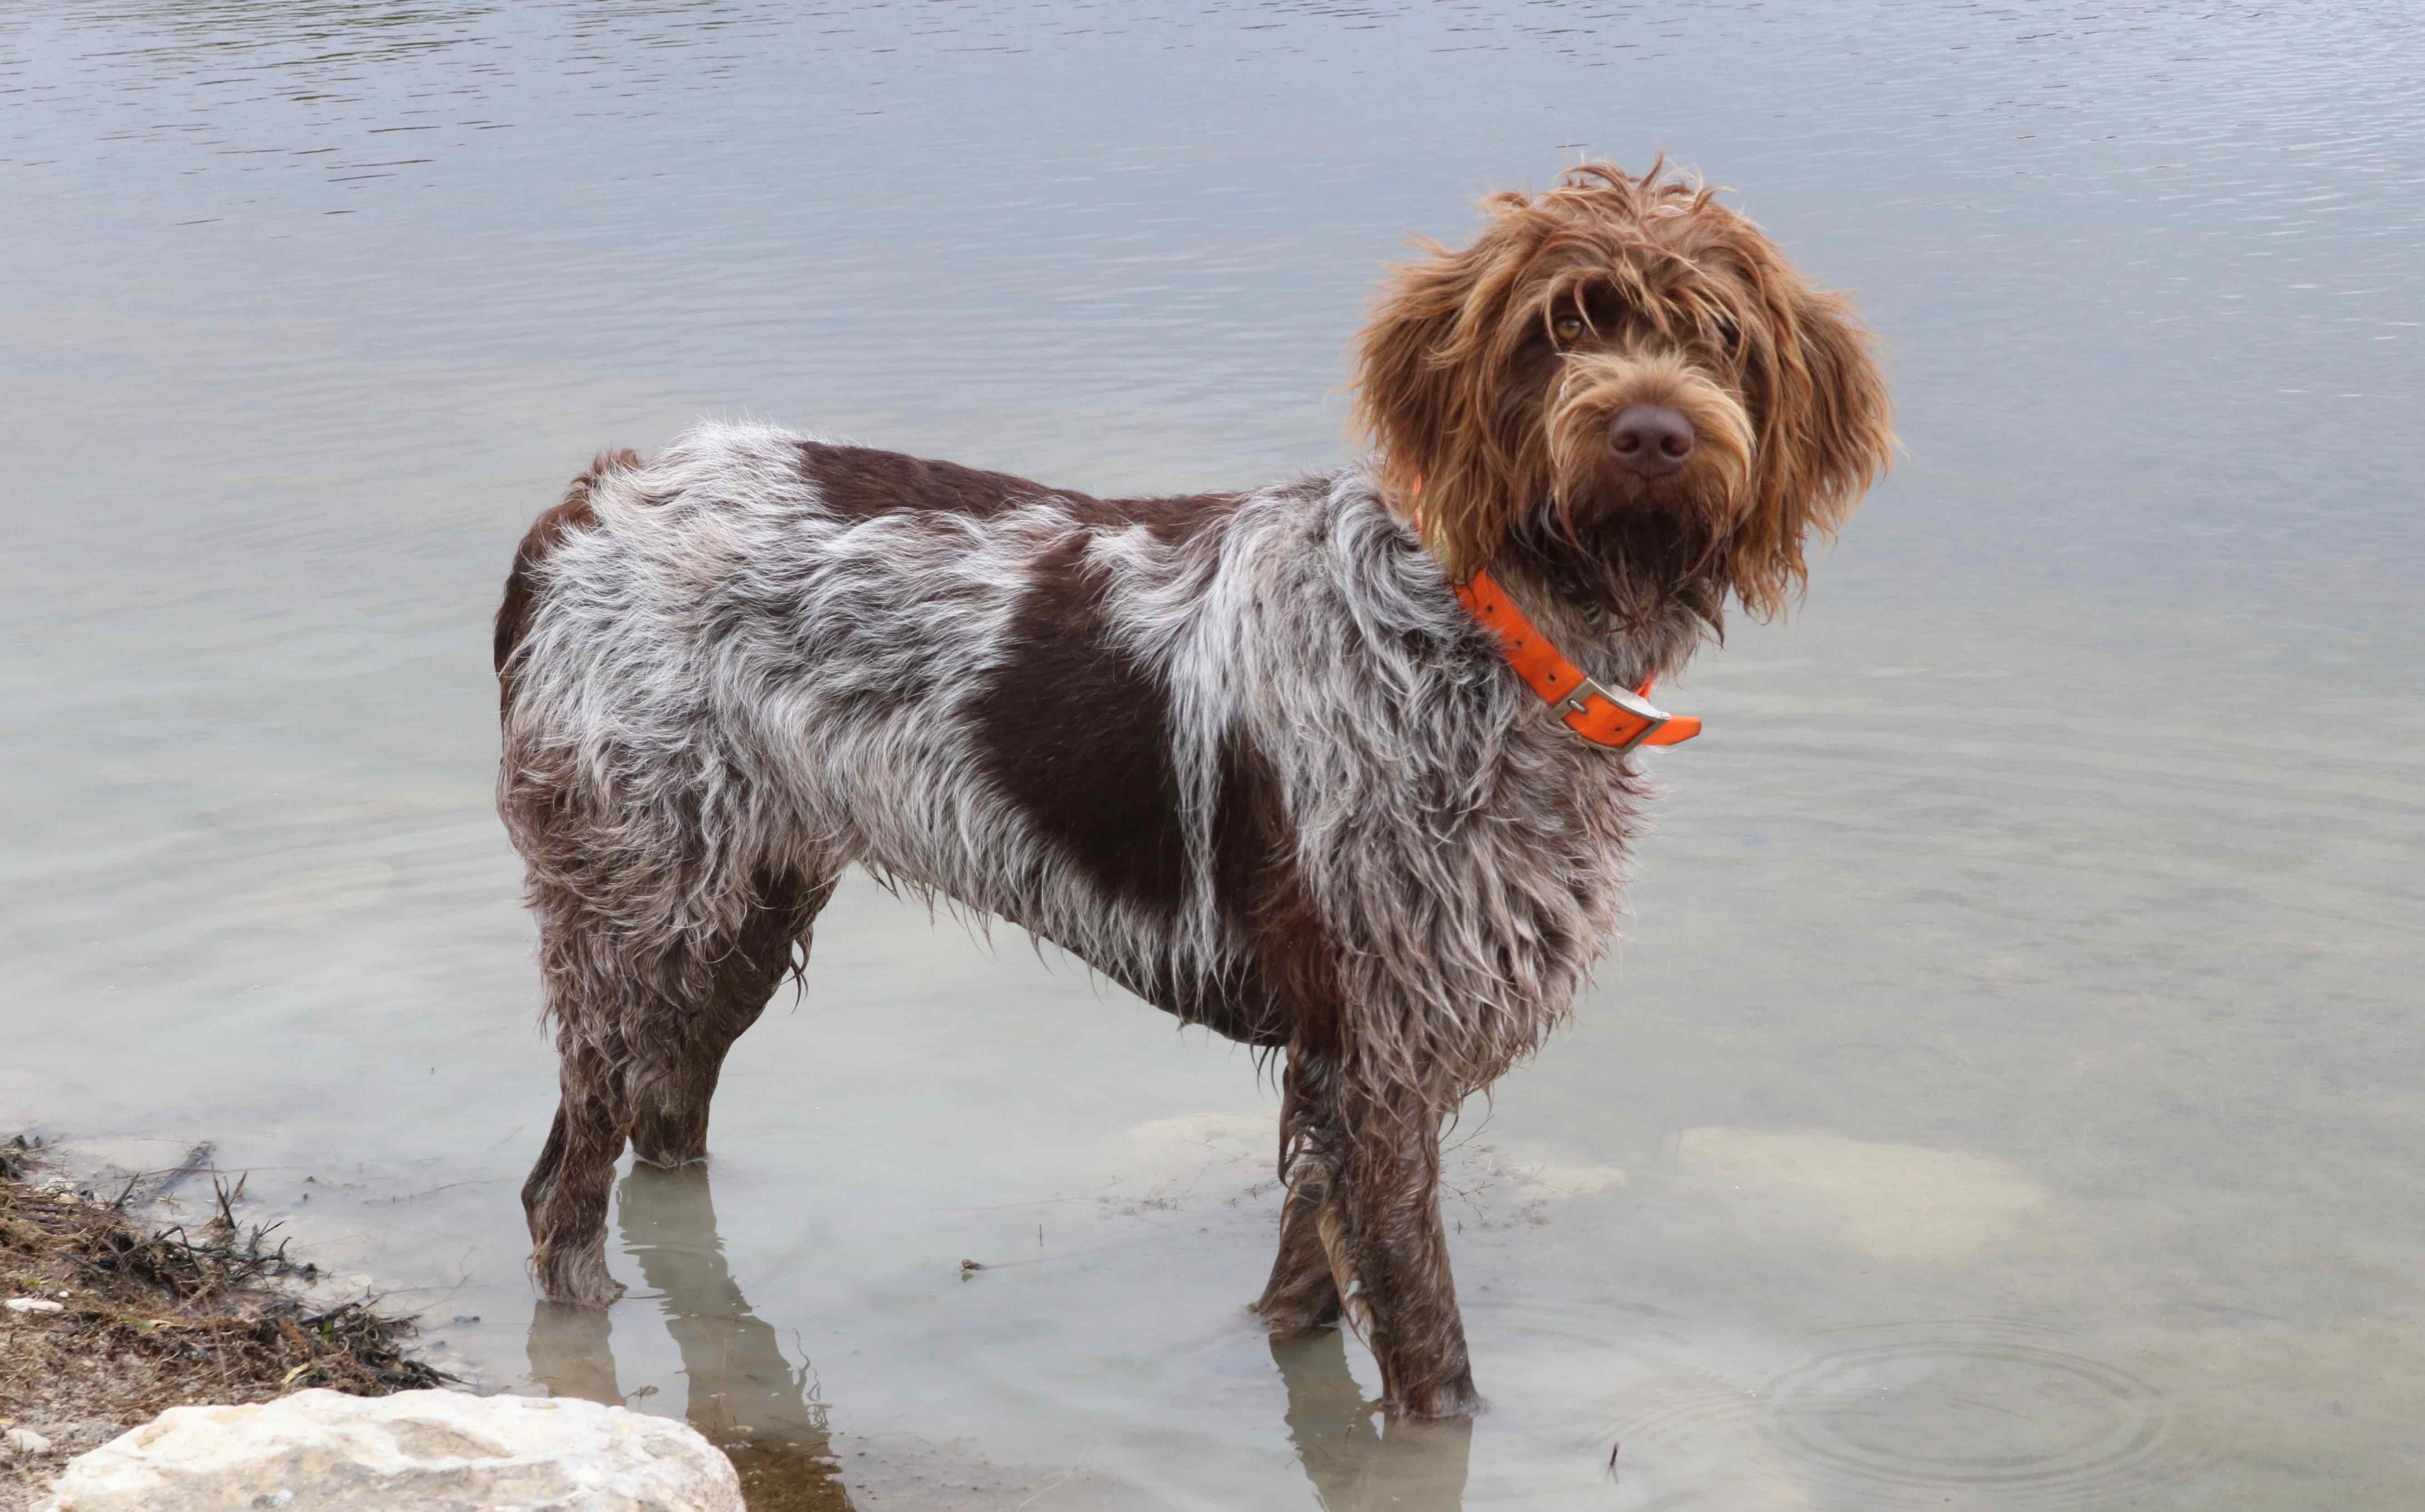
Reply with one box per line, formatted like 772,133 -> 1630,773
493,162 -> 1892,1417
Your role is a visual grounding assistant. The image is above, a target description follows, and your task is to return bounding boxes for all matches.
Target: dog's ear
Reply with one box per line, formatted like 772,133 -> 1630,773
1723,238 -> 1896,619
1352,194 -> 1542,580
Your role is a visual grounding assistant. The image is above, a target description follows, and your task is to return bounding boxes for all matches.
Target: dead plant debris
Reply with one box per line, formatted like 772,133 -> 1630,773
0,1137 -> 446,1505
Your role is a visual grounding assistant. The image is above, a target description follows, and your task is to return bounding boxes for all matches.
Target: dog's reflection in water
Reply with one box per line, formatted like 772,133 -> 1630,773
530,1163 -> 1468,1511
1274,1329 -> 1472,1512
526,1162 -> 851,1511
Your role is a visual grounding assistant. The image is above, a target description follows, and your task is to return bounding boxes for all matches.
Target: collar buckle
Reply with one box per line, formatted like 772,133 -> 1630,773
1554,677 -> 1672,755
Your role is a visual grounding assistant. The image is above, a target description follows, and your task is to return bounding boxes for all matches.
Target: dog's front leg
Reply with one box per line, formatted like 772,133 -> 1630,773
1337,1081 -> 1482,1419
1256,1051 -> 1348,1332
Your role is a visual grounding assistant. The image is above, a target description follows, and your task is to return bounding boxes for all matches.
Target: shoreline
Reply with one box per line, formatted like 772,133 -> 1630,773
0,1136 -> 445,1506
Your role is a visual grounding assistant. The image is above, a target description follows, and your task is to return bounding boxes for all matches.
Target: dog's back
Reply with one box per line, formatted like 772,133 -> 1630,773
497,425 -> 1308,1039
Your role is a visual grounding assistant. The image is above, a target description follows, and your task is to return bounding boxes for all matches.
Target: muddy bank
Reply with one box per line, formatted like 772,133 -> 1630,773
0,1138 -> 444,1506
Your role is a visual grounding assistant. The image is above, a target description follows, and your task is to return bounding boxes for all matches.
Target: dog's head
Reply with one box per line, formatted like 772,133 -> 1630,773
1353,162 -> 1894,621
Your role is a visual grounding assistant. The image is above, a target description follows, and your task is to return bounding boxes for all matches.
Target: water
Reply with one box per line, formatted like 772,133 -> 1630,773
4,2 -> 2421,1507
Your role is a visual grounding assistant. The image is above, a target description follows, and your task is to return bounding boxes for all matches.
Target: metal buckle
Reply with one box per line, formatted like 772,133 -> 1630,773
1553,677 -> 1671,755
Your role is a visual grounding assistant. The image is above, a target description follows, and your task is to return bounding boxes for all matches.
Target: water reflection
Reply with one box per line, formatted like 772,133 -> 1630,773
524,1300 -> 621,1410
530,1162 -> 1471,1510
528,1162 -> 852,1511
1273,1329 -> 1471,1511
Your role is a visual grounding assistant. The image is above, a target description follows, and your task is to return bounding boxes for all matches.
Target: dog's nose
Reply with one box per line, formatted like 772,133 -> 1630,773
1609,405 -> 1695,477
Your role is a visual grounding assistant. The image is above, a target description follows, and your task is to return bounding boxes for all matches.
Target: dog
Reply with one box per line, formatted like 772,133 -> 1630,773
493,161 -> 1892,1418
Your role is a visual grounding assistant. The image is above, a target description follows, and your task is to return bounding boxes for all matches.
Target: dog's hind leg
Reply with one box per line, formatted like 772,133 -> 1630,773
524,988 -> 640,1308
521,863 -> 840,1304
628,867 -> 838,1169
519,891 -> 642,1307
1255,1051 -> 1347,1332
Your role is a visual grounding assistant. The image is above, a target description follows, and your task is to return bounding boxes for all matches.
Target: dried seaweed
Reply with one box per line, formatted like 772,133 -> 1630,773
1,1148 -> 445,1501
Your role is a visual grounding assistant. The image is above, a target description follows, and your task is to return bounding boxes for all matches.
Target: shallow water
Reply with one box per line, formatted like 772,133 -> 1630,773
5,1 -> 2422,1506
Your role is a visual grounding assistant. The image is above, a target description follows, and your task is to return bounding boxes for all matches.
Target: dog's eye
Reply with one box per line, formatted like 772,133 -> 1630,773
1553,314 -> 1586,341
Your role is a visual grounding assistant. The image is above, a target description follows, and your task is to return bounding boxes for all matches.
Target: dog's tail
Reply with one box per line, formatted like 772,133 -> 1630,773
493,450 -> 642,709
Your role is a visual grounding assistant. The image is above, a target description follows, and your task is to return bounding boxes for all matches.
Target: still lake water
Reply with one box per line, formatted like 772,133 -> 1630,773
5,1 -> 2422,1506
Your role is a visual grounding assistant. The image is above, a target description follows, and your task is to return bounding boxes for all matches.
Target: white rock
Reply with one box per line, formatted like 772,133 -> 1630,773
7,1297 -> 66,1314
7,1427 -> 57,1454
39,1388 -> 741,1512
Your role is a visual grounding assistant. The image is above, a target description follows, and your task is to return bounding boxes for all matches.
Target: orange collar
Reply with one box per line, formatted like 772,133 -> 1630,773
1400,475 -> 1698,752
1453,571 -> 1701,753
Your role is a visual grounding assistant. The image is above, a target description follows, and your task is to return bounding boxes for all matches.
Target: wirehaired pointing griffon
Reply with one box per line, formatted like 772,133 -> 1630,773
494,162 -> 1893,1417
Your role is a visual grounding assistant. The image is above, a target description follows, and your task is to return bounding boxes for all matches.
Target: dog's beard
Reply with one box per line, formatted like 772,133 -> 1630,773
1515,356 -> 1752,631
1499,499 -> 1730,636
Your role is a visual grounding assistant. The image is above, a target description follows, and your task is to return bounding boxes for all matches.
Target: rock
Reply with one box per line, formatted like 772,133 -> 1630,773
7,1297 -> 66,1314
39,1389 -> 741,1512
7,1427 -> 56,1454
